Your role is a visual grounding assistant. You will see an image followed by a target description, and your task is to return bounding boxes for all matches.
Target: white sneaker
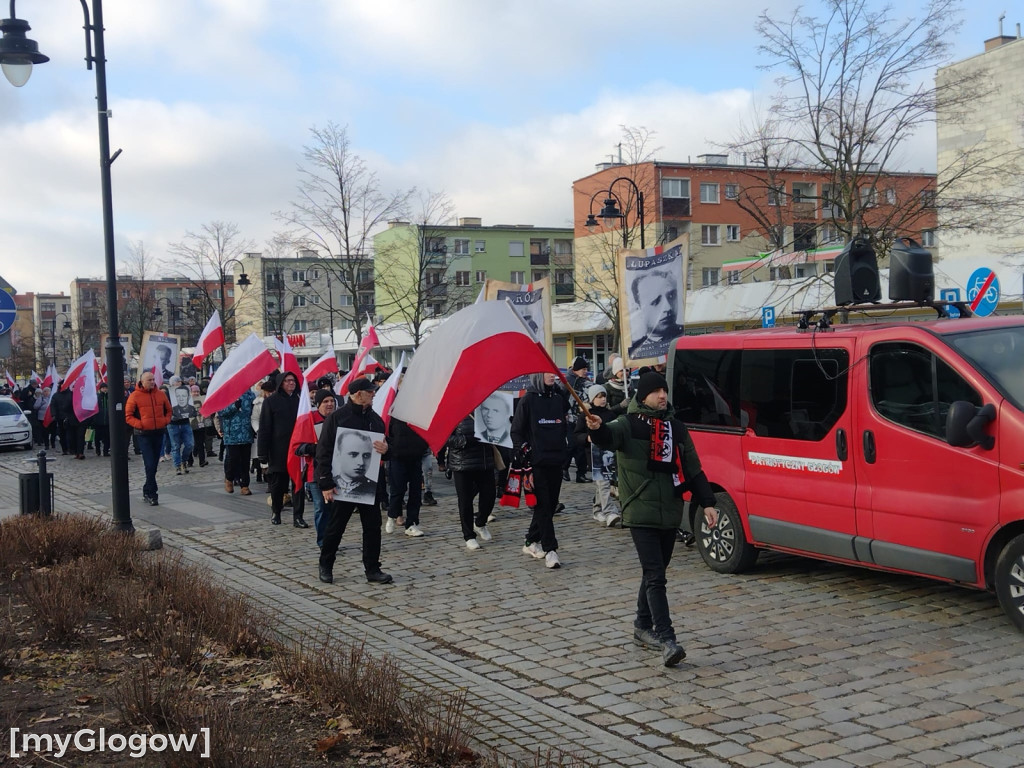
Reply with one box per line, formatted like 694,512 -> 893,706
466,538 -> 481,550
606,514 -> 621,528
545,551 -> 561,569
522,542 -> 544,559
473,524 -> 492,541
486,514 -> 496,524
385,518 -> 396,534
405,524 -> 424,537
593,511 -> 608,524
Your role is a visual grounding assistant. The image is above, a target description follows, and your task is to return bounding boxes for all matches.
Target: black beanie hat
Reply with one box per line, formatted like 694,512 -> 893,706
636,371 -> 668,404
314,388 -> 336,407
571,356 -> 589,371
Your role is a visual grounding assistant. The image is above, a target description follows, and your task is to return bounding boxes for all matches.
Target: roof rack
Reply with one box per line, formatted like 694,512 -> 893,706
796,300 -> 974,331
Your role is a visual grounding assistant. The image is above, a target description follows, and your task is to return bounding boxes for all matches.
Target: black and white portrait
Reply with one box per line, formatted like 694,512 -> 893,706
473,391 -> 513,448
619,237 -> 688,363
331,427 -> 382,505
170,385 -> 196,421
141,331 -> 180,383
496,286 -> 545,341
591,444 -> 617,484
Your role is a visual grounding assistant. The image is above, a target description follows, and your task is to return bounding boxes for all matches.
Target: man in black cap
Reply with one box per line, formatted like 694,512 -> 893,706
564,356 -> 592,483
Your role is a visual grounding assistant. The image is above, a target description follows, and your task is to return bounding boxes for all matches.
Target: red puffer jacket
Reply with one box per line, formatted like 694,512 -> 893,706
125,386 -> 172,434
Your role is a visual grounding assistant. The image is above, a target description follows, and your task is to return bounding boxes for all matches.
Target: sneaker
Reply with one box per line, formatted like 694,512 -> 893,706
385,517 -> 396,534
545,551 -> 561,569
662,639 -> 687,667
293,518 -> 309,529
633,626 -> 661,650
405,524 -> 424,537
522,541 -> 545,559
148,496 -> 159,507
606,514 -> 621,528
576,475 -> 593,483
175,468 -> 182,476
487,514 -> 496,524
472,524 -> 492,541
593,511 -> 608,524
365,570 -> 394,585
271,514 -> 281,525
554,503 -> 566,514
466,538 -> 481,550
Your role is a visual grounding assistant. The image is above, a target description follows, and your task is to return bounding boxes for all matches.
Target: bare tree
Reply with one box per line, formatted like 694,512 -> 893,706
117,240 -> 161,355
169,220 -> 256,347
373,191 -> 457,347
276,123 -> 414,341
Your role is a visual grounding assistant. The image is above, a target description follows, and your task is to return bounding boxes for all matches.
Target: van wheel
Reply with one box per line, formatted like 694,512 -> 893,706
995,534 -> 1024,632
695,493 -> 758,574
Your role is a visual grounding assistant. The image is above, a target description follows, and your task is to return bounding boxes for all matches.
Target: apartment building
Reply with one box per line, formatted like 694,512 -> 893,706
373,218 -> 576,323
32,292 -> 74,370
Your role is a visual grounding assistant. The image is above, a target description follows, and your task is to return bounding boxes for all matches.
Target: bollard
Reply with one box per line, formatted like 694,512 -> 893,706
37,450 -> 51,515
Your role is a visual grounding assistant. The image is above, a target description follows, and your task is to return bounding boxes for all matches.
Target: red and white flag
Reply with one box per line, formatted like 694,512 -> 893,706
152,364 -> 163,389
192,311 -> 225,370
287,383 -> 317,489
60,349 -> 94,391
390,301 -> 559,453
303,345 -> 339,383
42,363 -> 58,390
372,351 -> 406,431
274,336 -> 302,381
336,325 -> 379,396
72,359 -> 99,421
4,370 -> 15,389
201,334 -> 278,417
30,370 -> 42,386
359,353 -> 385,376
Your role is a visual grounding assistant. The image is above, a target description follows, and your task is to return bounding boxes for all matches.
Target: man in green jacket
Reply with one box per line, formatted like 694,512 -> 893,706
587,371 -> 719,667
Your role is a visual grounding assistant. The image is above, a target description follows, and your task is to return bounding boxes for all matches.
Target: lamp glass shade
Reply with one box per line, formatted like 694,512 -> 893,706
584,214 -> 598,231
1,59 -> 31,86
237,273 -> 250,287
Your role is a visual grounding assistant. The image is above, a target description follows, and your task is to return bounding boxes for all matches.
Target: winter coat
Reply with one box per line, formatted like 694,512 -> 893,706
386,417 -> 429,460
124,386 -> 172,435
315,398 -> 386,505
445,416 -> 495,473
590,396 -> 715,530
510,373 -> 569,467
257,380 -> 300,473
605,379 -> 628,415
218,390 -> 256,446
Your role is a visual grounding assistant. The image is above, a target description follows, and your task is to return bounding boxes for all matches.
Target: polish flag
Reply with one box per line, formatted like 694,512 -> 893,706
303,345 -> 339,383
72,355 -> 100,421
336,325 -> 379,396
287,383 -> 317,489
192,311 -> 225,370
60,349 -> 95,391
4,371 -> 15,389
359,354 -> 385,376
274,336 -> 302,381
42,363 -> 59,389
390,301 -> 559,453
200,334 -> 278,417
372,351 -> 406,430
30,370 -> 42,386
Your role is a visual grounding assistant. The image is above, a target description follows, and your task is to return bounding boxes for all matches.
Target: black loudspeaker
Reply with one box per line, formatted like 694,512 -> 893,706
834,237 -> 881,305
889,236 -> 934,302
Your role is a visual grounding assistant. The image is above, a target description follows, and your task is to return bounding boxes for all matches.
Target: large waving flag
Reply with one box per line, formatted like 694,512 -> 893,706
372,351 -> 406,431
390,302 -> 558,453
192,311 -> 225,370
336,325 -> 379,396
287,383 -> 316,489
201,334 -> 278,417
30,370 -> 42,386
72,358 -> 100,422
42,363 -> 59,390
60,349 -> 94,391
304,345 -> 339,383
274,335 -> 301,381
4,371 -> 15,389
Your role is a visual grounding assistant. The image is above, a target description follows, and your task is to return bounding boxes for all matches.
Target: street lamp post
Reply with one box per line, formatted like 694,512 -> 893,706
50,312 -> 71,368
583,176 -> 646,249
1,0 -> 133,530
152,297 -> 178,337
219,259 -> 250,354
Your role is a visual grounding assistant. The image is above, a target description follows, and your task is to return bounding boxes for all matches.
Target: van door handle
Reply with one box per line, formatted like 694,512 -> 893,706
862,430 -> 876,464
836,428 -> 848,461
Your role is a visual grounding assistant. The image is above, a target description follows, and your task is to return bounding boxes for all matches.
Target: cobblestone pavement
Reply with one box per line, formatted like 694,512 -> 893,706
3,447 -> 1024,767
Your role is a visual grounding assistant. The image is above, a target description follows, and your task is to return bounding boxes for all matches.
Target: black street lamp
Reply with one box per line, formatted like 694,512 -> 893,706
50,312 -> 71,368
1,0 -> 132,531
220,258 -> 249,352
583,176 -> 646,249
151,297 -> 179,337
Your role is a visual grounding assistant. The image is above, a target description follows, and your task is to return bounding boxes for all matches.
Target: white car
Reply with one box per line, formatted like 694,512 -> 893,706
0,396 -> 33,450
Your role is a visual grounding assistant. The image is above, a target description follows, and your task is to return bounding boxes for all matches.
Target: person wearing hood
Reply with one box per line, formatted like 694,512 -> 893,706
586,371 -> 719,668
510,371 -> 570,569
575,384 -> 621,528
257,370 -> 303,526
604,357 -> 628,416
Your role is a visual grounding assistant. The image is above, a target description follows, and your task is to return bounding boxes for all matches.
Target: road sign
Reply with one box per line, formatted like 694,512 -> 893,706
0,290 -> 16,336
967,268 -> 1000,317
940,288 -> 961,319
762,306 -> 776,328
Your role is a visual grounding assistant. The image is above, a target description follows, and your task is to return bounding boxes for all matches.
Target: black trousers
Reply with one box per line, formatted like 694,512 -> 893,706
224,443 -> 252,488
525,464 -> 562,552
318,500 -> 382,574
563,431 -> 590,476
630,527 -> 678,642
453,469 -> 495,541
267,471 -> 291,516
94,425 -> 110,454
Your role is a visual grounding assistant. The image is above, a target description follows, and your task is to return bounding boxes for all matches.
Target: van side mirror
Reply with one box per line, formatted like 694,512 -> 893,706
946,401 -> 995,450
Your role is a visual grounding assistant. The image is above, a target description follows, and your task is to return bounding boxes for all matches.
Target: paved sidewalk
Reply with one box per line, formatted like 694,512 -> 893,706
3,449 -> 1024,767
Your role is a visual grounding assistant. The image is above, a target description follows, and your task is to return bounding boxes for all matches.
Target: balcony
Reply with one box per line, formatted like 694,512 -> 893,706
530,252 -> 550,266
662,198 -> 691,218
792,202 -> 817,220
555,284 -> 575,297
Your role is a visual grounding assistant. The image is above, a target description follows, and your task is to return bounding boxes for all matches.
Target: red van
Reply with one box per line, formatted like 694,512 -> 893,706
667,315 -> 1024,630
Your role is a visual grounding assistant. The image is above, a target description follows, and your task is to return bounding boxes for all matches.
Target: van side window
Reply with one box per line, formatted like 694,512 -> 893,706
870,342 -> 981,438
742,349 -> 849,440
672,349 -> 741,427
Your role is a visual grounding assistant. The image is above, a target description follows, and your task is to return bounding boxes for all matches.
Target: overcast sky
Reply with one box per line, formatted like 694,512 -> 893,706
0,0 -> 1012,295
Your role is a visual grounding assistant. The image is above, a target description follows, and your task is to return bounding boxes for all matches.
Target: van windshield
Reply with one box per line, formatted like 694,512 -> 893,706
946,327 -> 1024,410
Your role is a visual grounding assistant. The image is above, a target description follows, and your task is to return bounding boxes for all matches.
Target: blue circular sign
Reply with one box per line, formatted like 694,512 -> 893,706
0,290 -> 16,335
966,268 -> 1000,317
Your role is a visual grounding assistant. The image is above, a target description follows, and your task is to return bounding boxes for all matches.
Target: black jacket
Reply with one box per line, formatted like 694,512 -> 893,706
257,377 -> 300,474
386,417 -> 429,460
315,398 -> 386,504
510,374 -> 569,467
445,416 -> 495,473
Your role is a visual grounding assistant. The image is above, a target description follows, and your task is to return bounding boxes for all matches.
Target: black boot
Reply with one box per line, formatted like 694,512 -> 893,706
318,565 -> 333,584
293,517 -> 309,529
271,513 -> 281,525
561,469 -> 571,482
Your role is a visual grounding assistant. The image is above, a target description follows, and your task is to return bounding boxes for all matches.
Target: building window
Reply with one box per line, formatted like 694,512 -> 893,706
453,239 -> 470,255
921,229 -> 936,247
885,188 -> 896,205
61,303 -> 71,313
820,223 -> 840,245
686,265 -> 694,291
455,271 -> 471,287
726,225 -> 740,242
725,183 -> 739,200
509,241 -> 524,257
555,270 -> 573,284
770,266 -> 791,281
291,320 -> 308,332
474,240 -> 486,253
310,294 -> 320,305
357,269 -> 373,284
511,271 -> 525,284
728,270 -> 741,285
700,183 -> 720,204
666,226 -> 679,241
532,270 -> 546,282
121,289 -> 130,298
337,295 -> 354,306
291,270 -> 306,283
859,186 -> 877,208
701,225 -> 720,246
553,239 -> 573,255
475,270 -> 487,283
702,268 -> 720,287
823,260 -> 836,273
267,271 -> 281,288
425,270 -> 443,286
920,189 -> 936,208
661,178 -> 690,198
427,238 -> 446,253
292,295 -> 307,307
358,293 -> 374,308
767,185 -> 785,206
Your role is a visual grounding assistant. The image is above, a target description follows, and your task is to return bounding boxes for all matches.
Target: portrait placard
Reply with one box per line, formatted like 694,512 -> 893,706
473,391 -> 514,448
484,277 -> 552,391
140,331 -> 181,383
617,234 -> 689,365
331,427 -> 382,505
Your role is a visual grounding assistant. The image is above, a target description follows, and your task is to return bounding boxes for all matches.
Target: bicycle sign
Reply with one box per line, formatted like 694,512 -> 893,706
967,267 -> 999,317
